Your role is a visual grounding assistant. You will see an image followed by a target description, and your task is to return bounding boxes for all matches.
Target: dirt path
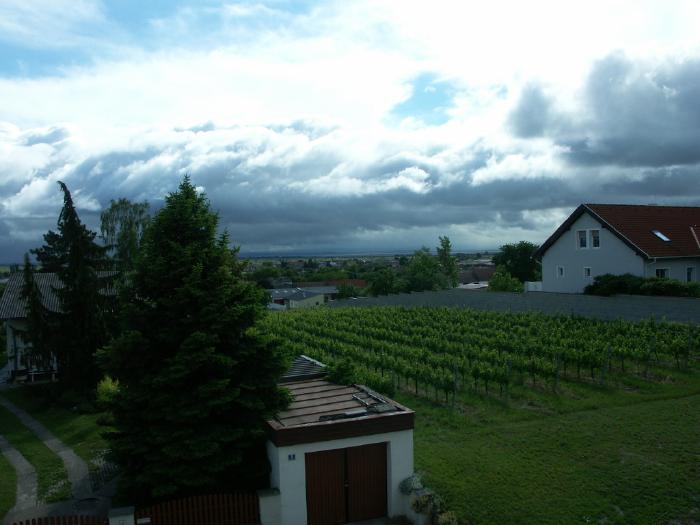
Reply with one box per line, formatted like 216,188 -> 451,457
0,396 -> 91,501
0,433 -> 37,516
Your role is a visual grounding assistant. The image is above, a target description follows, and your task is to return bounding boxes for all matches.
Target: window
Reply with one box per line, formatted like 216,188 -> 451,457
655,268 -> 669,279
688,267 -> 696,282
584,267 -> 592,278
652,230 -> 671,242
557,266 -> 565,278
577,230 -> 588,249
591,229 -> 600,248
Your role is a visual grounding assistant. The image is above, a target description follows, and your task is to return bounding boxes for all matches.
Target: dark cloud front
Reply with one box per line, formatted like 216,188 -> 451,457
510,54 -> 700,168
4,102 -> 700,262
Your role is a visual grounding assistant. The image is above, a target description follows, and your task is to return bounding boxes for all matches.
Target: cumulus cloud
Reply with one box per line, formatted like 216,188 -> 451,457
510,54 -> 700,168
2,3 -> 700,260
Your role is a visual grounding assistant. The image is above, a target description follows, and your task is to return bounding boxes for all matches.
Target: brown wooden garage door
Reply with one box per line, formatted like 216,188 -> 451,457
305,442 -> 387,525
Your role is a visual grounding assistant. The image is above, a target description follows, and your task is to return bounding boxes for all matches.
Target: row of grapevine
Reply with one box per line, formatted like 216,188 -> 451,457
262,307 -> 699,402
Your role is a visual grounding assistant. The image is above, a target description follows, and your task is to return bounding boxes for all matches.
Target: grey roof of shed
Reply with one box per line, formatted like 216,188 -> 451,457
0,271 -> 117,320
280,355 -> 327,383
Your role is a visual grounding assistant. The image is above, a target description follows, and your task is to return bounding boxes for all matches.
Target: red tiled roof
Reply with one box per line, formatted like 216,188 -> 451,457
586,204 -> 700,258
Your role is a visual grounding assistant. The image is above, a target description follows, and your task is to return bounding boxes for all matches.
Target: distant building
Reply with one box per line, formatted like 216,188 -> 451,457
535,204 -> 700,293
269,288 -> 326,309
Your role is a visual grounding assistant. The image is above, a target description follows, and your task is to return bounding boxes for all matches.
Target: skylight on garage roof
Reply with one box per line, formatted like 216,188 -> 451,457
652,230 -> 671,242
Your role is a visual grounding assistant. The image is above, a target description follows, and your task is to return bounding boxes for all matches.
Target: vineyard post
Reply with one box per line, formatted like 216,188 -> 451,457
506,361 -> 512,402
599,354 -> 605,386
607,345 -> 612,373
554,353 -> 559,393
452,364 -> 458,410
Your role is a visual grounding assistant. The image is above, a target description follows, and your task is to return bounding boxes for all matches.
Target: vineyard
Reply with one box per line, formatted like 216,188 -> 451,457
263,306 -> 700,402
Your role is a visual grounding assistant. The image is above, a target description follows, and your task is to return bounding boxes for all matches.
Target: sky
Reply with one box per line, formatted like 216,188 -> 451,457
2,0 -> 700,260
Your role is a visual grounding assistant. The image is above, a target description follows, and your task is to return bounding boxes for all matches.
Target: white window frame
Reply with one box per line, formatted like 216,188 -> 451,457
583,267 -> 592,278
576,230 -> 588,249
590,229 -> 600,249
556,266 -> 565,278
687,266 -> 696,282
655,268 -> 670,279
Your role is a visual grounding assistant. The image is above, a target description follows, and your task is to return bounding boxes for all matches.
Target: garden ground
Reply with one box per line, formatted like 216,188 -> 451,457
398,367 -> 700,525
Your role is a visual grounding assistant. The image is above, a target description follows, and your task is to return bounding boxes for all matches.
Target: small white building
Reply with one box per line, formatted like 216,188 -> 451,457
536,204 -> 700,293
263,356 -> 415,525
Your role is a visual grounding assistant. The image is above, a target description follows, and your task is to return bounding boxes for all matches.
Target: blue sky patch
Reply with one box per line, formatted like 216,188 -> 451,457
389,73 -> 456,126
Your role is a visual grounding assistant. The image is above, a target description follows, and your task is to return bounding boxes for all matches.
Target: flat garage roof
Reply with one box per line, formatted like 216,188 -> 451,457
268,378 -> 414,447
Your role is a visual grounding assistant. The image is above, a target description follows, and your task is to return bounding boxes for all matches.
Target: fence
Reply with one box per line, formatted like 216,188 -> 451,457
135,493 -> 260,525
12,516 -> 108,525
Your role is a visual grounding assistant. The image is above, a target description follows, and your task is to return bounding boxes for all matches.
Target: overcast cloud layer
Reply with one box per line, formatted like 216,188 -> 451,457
2,0 -> 700,260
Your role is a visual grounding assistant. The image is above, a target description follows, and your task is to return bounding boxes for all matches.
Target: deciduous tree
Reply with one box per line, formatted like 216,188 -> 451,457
100,198 -> 150,273
493,241 -> 541,282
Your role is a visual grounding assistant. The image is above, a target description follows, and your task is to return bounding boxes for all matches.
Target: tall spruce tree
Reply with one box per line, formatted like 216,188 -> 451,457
21,254 -> 53,370
33,182 -> 109,391
101,177 -> 289,501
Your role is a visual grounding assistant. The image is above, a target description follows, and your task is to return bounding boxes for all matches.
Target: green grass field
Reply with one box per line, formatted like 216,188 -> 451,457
0,452 -> 16,520
396,370 -> 700,525
0,402 -> 70,506
1,387 -> 109,472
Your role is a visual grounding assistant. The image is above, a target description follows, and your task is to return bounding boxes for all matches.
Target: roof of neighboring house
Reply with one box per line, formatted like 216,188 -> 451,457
0,271 -> 117,320
287,290 -> 324,302
298,286 -> 338,295
535,204 -> 700,259
268,378 -> 414,446
295,279 -> 368,288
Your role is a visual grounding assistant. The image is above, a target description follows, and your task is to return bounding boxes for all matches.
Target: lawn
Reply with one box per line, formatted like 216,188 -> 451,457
0,401 -> 70,504
0,452 -> 17,520
1,386 -> 109,472
397,374 -> 700,525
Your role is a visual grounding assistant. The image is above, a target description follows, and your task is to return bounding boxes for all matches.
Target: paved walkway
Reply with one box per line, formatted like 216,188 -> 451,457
0,396 -> 92,501
332,289 -> 700,323
0,433 -> 37,516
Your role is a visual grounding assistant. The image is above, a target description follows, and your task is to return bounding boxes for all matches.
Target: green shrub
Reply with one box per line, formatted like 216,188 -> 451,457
585,273 -> 700,298
96,376 -> 119,408
488,266 -> 523,293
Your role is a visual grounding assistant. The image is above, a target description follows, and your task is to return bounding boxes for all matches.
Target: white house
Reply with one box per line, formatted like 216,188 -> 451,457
0,270 -> 115,381
262,355 -> 415,525
535,204 -> 700,293
0,272 -> 61,381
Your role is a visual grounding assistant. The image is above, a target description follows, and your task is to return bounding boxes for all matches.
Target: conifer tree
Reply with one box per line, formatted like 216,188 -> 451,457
32,182 -> 109,390
21,254 -> 54,370
101,177 -> 289,501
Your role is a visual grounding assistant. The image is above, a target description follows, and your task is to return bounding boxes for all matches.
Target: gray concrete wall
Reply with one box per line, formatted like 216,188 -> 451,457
542,212 -> 645,293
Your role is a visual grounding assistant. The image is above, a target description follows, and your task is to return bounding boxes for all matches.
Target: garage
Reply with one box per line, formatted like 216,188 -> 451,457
264,356 -> 414,525
305,442 -> 387,525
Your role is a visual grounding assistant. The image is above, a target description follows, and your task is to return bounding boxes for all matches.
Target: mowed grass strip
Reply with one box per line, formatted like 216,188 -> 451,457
0,403 -> 70,503
2,387 -> 108,468
0,452 -> 17,520
402,391 -> 700,525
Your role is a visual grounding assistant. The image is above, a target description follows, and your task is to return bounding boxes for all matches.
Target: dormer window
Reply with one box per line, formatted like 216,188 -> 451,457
652,230 -> 671,242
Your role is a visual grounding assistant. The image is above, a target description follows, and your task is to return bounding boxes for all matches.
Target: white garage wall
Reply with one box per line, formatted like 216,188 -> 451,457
266,429 -> 414,525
